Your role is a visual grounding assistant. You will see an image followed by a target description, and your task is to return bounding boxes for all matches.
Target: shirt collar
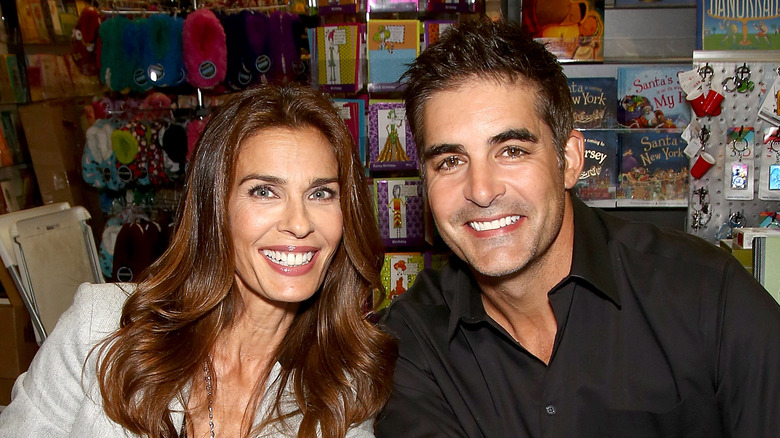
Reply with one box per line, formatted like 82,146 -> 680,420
445,195 -> 622,340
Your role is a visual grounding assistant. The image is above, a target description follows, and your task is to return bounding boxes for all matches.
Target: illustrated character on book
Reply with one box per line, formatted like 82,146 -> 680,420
377,108 -> 409,162
387,183 -> 407,239
373,25 -> 395,54
390,259 -> 408,300
719,20 -> 740,46
754,21 -> 770,45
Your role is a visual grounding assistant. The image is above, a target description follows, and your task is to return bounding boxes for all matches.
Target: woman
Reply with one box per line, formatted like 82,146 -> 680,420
0,84 -> 397,437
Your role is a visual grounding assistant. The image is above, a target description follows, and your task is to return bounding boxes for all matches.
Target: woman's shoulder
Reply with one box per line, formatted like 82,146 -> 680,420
67,282 -> 136,339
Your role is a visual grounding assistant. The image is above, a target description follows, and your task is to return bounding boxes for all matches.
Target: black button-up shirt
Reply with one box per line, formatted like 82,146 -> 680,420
376,197 -> 780,437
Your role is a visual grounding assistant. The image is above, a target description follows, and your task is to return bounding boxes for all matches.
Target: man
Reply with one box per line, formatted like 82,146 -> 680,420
375,18 -> 780,437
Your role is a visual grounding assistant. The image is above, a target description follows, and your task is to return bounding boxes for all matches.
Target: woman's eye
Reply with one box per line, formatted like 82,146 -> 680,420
249,185 -> 275,198
310,187 -> 337,200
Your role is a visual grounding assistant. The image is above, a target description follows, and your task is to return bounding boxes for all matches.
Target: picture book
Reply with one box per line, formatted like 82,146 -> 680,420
368,0 -> 418,12
368,100 -> 417,171
427,0 -> 474,13
375,252 -> 425,311
573,130 -> 619,207
367,20 -> 419,91
374,177 -> 425,247
521,0 -> 605,62
316,24 -> 363,93
332,98 -> 367,166
567,77 -> 618,129
317,0 -> 359,14
617,131 -> 690,206
423,20 -> 455,50
697,0 -> 780,50
617,66 -> 690,130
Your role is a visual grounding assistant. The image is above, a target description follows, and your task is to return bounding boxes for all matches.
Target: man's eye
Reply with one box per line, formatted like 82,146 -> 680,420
502,146 -> 525,158
438,156 -> 462,170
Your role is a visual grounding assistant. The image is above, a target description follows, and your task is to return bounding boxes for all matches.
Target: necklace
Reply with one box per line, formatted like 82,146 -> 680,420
203,360 -> 216,438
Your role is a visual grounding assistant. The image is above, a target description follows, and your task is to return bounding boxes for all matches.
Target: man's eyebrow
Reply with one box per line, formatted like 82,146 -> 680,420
489,128 -> 538,145
421,143 -> 466,163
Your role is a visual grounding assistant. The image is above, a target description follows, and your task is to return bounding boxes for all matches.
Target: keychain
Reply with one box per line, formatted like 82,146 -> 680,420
690,185 -> 712,232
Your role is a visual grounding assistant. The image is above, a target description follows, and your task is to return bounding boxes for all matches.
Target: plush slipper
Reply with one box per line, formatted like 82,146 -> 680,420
71,6 -> 100,76
159,122 -> 188,181
267,11 -> 303,83
243,11 -> 271,85
99,16 -> 133,91
186,117 -> 208,161
142,14 -> 184,87
183,9 -> 227,88
122,18 -> 153,93
219,11 -> 252,90
144,120 -> 169,186
140,92 -> 172,120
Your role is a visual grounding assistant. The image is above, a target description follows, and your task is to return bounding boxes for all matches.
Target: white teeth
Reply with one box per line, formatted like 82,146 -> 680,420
468,215 -> 521,231
263,250 -> 314,267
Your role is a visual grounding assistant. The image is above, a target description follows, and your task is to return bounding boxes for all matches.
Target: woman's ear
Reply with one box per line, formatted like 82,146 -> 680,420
563,130 -> 585,190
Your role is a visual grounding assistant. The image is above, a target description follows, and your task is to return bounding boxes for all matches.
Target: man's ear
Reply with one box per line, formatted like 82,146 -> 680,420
563,130 -> 585,190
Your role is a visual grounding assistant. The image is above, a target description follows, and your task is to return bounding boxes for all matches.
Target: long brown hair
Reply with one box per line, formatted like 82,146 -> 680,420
95,84 -> 396,437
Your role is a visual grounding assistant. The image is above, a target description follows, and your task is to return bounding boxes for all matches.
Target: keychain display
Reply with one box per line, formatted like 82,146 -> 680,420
724,126 -> 755,200
759,127 -> 780,200
690,185 -> 712,233
758,67 -> 780,126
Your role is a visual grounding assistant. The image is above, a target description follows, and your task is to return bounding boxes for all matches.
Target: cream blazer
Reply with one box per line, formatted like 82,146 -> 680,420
0,283 -> 374,437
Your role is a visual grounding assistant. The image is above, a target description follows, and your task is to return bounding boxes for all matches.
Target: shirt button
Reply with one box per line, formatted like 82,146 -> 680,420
545,404 -> 556,415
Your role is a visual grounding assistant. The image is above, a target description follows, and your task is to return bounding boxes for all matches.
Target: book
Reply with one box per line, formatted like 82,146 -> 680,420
376,252 -> 425,310
568,77 -> 618,129
374,177 -> 425,247
616,0 -> 696,6
367,20 -> 419,91
317,0 -> 359,14
697,0 -> 780,50
427,0 -> 474,13
521,0 -> 605,62
574,130 -> 619,207
316,24 -> 364,94
617,66 -> 690,130
423,20 -> 455,50
617,131 -> 690,206
368,0 -> 418,13
332,98 -> 367,166
368,100 -> 417,171
753,235 -> 780,304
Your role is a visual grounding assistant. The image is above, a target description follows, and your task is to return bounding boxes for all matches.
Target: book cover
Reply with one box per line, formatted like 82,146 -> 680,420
617,131 -> 690,206
316,24 -> 363,93
573,129 -> 619,207
568,77 -> 618,129
376,252 -> 425,311
427,0 -> 473,13
368,0 -> 418,13
332,98 -> 367,166
617,65 -> 690,130
367,20 -> 419,91
521,0 -> 605,62
317,0 -> 359,14
697,0 -> 780,50
368,100 -> 417,171
423,20 -> 455,50
374,177 -> 425,247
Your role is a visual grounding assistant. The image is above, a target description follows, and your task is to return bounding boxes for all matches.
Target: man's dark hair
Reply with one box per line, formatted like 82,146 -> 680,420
401,18 -> 573,173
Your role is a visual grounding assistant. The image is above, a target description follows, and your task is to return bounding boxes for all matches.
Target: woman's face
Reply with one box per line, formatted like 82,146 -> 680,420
228,126 -> 343,308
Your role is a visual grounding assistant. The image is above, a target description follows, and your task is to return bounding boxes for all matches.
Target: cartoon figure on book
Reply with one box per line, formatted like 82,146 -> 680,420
377,108 -> 409,162
0,84 -> 397,438
388,183 -> 407,238
375,18 -> 780,437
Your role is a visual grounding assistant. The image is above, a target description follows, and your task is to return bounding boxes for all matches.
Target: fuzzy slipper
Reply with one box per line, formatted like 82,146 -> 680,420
183,9 -> 227,88
267,11 -> 303,83
142,14 -> 185,87
186,117 -> 208,161
243,11 -> 271,85
99,16 -> 134,91
122,18 -> 153,93
71,6 -> 100,76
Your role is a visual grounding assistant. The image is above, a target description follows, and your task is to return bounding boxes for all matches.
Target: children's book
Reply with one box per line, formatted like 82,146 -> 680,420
617,66 -> 690,130
367,20 -> 419,91
697,0 -> 780,50
423,20 -> 455,50
368,100 -> 417,171
368,0 -> 418,12
427,0 -> 473,13
574,130 -> 619,207
617,131 -> 689,207
317,0 -> 359,14
374,177 -> 425,247
316,24 -> 364,93
521,0 -> 605,62
375,252 -> 424,311
332,98 -> 367,166
567,77 -> 618,129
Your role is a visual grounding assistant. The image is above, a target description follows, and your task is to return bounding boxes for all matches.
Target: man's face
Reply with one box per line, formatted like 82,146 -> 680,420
421,79 -> 582,279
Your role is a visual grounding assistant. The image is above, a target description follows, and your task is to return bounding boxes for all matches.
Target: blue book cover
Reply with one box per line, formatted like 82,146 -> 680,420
697,0 -> 780,50
574,129 -> 619,207
617,65 -> 690,130
367,20 -> 419,90
617,131 -> 690,206
567,77 -> 618,129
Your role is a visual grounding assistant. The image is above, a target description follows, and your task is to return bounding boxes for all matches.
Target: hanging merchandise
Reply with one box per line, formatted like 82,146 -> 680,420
244,11 -> 272,85
159,122 -> 188,181
723,126 -> 755,201
268,11 -> 305,83
71,6 -> 101,76
82,119 -> 118,190
123,18 -> 154,93
186,117 -> 208,161
182,8 -> 228,89
99,16 -> 134,92
760,127 -> 780,201
141,14 -> 186,87
218,10 -> 253,90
